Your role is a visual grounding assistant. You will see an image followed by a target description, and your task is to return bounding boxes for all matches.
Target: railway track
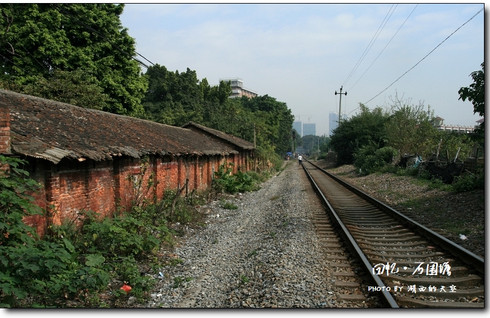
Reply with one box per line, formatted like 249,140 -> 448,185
302,160 -> 485,308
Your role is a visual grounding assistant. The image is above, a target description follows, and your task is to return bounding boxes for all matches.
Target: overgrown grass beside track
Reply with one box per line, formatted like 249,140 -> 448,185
0,157 -> 271,308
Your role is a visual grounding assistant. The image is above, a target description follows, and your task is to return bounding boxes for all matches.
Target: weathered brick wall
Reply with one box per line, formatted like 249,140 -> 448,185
23,160 -> 49,236
23,152 -> 252,236
0,106 -> 10,155
87,161 -> 116,217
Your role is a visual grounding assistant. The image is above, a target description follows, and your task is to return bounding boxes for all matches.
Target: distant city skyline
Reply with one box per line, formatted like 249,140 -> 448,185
293,121 -> 317,137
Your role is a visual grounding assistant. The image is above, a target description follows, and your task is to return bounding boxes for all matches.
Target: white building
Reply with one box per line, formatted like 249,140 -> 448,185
222,78 -> 258,99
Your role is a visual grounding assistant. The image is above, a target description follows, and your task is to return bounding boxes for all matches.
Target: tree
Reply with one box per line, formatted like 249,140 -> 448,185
330,104 -> 388,165
384,97 -> 438,158
143,64 -> 209,125
459,62 -> 484,117
241,95 -> 294,156
459,62 -> 484,142
0,3 -> 147,116
21,69 -> 110,110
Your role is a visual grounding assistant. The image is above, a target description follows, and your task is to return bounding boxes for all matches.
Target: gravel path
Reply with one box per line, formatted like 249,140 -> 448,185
146,161 -> 337,308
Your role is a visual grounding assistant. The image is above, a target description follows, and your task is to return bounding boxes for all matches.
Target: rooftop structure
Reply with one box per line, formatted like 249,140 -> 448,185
222,78 -> 258,99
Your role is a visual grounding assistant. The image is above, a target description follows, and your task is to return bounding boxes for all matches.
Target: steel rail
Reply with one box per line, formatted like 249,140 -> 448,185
306,159 -> 485,277
301,161 -> 399,308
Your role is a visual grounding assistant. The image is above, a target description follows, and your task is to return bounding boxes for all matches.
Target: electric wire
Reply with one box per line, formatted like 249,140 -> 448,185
363,7 -> 483,106
342,4 -> 397,86
349,4 -> 418,91
136,52 -> 155,67
53,4 -> 156,69
1,4 -> 156,72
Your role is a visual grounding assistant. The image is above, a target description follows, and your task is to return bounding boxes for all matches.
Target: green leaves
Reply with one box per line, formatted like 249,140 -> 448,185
1,3 -> 148,116
85,254 -> 105,267
458,62 -> 484,117
213,163 -> 261,194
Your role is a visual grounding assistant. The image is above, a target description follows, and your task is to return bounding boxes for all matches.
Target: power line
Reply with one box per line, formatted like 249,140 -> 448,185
350,4 -> 417,91
53,4 -> 156,69
343,4 -> 397,86
136,52 -> 154,67
364,7 -> 483,105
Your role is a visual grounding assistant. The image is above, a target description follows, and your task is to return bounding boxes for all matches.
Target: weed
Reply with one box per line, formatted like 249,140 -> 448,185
166,257 -> 184,267
172,276 -> 193,288
452,171 -> 484,192
221,200 -> 238,210
247,249 -> 258,258
239,275 -> 250,285
212,163 -> 261,194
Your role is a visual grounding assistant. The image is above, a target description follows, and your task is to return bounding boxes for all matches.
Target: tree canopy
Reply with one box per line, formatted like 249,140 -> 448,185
0,3 -> 147,116
459,62 -> 484,142
330,104 -> 388,164
142,63 -> 294,158
458,62 -> 484,118
0,4 -> 295,167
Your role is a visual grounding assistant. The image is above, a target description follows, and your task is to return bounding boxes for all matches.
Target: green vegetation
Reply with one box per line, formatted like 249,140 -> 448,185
0,4 -> 148,116
354,145 -> 398,176
329,63 -> 484,192
212,163 -> 263,194
1,4 -> 294,168
0,155 -> 205,308
172,276 -> 193,288
239,274 -> 250,285
221,200 -> 238,210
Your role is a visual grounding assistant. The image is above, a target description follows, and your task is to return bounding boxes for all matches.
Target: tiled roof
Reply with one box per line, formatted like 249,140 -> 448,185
183,122 -> 255,150
1,89 -> 254,164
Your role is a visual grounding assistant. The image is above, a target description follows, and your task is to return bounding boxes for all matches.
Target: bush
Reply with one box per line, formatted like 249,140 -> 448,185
452,171 -> 484,192
354,146 -> 398,175
213,163 -> 261,194
0,155 -> 266,307
0,155 -> 174,307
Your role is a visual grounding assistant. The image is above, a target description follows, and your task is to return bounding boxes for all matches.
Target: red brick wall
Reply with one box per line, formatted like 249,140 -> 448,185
87,161 -> 116,217
0,106 -> 10,155
24,152 -> 252,236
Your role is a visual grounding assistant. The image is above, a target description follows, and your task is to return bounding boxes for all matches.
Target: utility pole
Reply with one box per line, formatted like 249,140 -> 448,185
335,86 -> 347,125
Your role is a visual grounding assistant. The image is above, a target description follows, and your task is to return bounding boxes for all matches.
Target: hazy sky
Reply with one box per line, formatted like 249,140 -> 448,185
120,1 -> 484,136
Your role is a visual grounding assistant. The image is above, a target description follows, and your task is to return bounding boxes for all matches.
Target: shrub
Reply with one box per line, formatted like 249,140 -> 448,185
0,155 -> 169,307
212,163 -> 260,194
452,171 -> 484,192
0,156 -> 111,307
221,200 -> 238,210
354,146 -> 398,175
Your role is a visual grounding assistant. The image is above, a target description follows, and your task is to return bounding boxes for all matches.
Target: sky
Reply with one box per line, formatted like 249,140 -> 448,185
120,1 -> 485,136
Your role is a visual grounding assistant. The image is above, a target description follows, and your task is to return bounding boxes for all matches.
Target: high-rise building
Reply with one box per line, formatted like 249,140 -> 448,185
293,121 -> 302,136
329,112 -> 338,136
303,123 -> 316,136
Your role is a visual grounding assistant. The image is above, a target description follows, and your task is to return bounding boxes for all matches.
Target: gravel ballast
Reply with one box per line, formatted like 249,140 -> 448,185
146,161 -> 338,308
141,159 -> 483,309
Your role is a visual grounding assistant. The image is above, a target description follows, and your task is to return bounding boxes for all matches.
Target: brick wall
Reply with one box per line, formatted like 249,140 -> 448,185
0,106 -> 10,155
23,153 -> 252,235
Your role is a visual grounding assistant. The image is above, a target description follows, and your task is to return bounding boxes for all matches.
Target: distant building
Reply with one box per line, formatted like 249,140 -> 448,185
434,116 -> 476,134
293,121 -> 302,136
222,78 -> 258,99
329,112 -> 338,136
303,123 -> 316,136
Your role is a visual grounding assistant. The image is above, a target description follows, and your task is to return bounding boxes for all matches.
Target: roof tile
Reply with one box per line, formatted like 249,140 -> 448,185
0,89 -> 254,163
